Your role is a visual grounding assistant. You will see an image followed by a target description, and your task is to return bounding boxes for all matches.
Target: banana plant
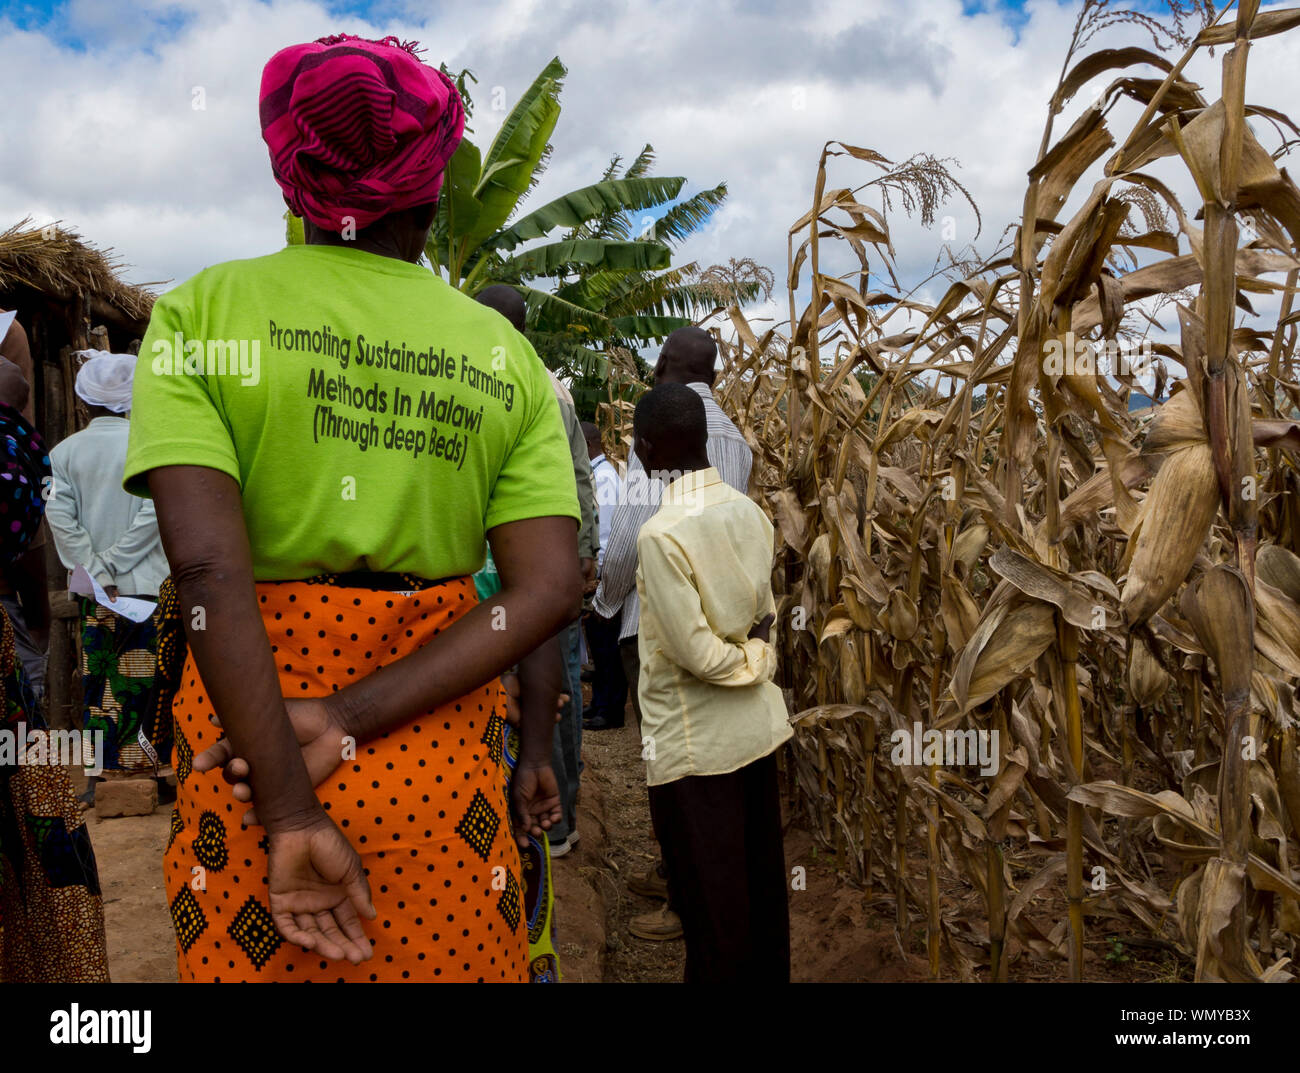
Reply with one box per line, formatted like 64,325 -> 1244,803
426,59 -> 682,295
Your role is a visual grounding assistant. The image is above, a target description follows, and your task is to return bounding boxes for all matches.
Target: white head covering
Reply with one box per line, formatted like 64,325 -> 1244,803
74,350 -> 136,413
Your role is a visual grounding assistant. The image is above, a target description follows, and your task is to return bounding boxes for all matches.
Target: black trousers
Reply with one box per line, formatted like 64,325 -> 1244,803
583,607 -> 627,726
620,634 -> 672,895
648,752 -> 790,983
619,636 -> 642,730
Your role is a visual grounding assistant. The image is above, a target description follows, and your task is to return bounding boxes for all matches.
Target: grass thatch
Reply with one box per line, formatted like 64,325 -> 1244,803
0,218 -> 155,324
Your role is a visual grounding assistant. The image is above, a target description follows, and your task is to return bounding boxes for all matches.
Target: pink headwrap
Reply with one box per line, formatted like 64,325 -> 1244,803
259,34 -> 466,231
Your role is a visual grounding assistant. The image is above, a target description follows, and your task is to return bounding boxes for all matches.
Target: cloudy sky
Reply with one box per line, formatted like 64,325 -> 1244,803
2,0 -> 1298,339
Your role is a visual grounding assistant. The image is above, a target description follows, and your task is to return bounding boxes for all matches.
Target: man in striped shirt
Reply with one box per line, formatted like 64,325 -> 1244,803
593,325 -> 753,941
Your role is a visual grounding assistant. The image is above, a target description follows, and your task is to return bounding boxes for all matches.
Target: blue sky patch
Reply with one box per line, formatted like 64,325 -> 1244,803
0,0 -> 193,52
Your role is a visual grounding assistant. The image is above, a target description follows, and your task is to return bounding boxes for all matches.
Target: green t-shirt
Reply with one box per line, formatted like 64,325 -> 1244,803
123,244 -> 580,581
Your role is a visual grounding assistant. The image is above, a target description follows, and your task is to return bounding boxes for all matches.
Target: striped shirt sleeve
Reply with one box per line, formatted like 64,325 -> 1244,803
592,449 -> 660,622
592,384 -> 754,639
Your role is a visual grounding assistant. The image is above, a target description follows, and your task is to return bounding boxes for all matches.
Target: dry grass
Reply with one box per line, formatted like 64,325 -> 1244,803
0,218 -> 155,322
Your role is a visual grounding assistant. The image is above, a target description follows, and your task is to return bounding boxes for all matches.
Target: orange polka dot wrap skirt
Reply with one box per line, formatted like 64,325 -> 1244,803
163,575 -> 527,982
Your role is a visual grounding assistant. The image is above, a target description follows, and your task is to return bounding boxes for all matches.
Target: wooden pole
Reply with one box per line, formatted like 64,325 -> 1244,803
42,346 -> 71,730
41,295 -> 88,731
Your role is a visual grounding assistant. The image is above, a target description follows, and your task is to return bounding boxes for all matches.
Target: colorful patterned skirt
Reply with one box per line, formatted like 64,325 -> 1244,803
79,596 -> 162,773
476,549 -> 560,983
163,574 -> 528,982
504,724 -> 559,982
0,606 -> 109,982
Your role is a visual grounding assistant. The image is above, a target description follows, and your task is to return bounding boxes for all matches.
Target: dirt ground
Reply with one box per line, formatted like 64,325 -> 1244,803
576,715 -> 932,983
97,672 -> 1181,983
80,713 -> 1178,983
87,805 -> 178,983
85,708 -> 935,984
574,715 -> 686,983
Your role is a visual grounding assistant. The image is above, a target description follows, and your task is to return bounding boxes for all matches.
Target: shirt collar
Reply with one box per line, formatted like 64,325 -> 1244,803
591,453 -> 607,467
685,381 -> 715,402
662,466 -> 721,505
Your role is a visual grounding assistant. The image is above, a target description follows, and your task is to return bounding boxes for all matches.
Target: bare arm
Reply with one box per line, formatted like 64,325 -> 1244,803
149,464 -> 374,962
0,356 -> 31,414
0,317 -> 35,423
516,633 -> 564,765
509,632 -> 565,843
332,515 -> 583,743
148,465 -> 319,830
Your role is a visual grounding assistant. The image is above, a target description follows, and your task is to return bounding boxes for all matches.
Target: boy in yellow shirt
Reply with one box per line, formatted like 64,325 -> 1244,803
632,383 -> 792,982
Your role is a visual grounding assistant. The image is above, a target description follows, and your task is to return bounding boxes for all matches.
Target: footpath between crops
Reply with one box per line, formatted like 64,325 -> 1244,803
568,718 -> 931,983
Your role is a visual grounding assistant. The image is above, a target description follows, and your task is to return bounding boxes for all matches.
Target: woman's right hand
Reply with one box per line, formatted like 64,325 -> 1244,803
500,670 -> 567,727
511,761 -> 562,848
265,815 -> 376,963
194,696 -> 353,826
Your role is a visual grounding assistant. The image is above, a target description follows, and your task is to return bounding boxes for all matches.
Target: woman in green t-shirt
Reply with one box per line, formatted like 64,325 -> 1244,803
123,35 -> 581,983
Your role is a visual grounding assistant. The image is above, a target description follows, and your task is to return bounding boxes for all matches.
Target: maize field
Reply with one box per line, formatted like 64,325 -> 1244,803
602,1 -> 1300,982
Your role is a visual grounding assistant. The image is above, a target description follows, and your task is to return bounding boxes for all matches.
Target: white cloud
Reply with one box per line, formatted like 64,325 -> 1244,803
2,0 -> 1298,354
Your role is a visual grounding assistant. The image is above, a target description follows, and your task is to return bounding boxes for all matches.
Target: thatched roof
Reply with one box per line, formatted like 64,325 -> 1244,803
0,218 -> 156,328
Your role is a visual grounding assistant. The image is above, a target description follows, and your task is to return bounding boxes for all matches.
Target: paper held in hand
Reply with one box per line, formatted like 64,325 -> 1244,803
69,565 -> 158,623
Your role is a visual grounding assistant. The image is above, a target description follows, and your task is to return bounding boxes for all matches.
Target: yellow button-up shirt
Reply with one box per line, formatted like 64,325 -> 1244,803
635,467 -> 792,786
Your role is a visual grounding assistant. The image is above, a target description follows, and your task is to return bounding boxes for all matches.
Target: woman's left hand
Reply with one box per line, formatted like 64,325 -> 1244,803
266,814 -> 376,963
511,762 -> 562,848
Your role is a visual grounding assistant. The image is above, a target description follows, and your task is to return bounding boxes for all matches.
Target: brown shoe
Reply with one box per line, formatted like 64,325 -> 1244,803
628,906 -> 683,941
627,866 -> 669,900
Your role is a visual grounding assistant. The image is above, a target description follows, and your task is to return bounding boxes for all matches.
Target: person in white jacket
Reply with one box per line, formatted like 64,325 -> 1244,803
46,351 -> 169,776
